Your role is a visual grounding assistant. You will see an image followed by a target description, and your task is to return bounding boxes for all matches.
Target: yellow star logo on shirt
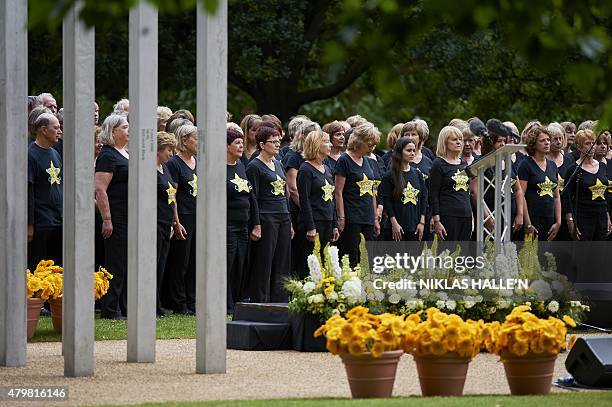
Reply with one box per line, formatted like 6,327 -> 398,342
271,175 -> 286,196
557,174 -> 565,193
537,176 -> 556,198
451,170 -> 468,192
188,174 -> 198,197
356,174 -> 374,196
589,178 -> 607,200
230,173 -> 251,193
321,179 -> 335,202
372,179 -> 382,196
46,161 -> 61,185
402,182 -> 420,205
166,182 -> 177,205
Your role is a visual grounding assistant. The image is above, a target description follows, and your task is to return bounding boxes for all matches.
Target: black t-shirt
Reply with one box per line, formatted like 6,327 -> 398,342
28,143 -> 63,229
297,162 -> 337,230
95,145 -> 129,220
429,157 -> 472,218
157,164 -> 176,226
381,150 -> 392,173
422,146 -> 436,162
334,153 -> 375,225
366,155 -> 385,200
324,155 -> 338,174
166,155 -> 197,217
513,151 -> 527,173
281,148 -> 305,213
555,153 -> 576,193
227,161 -> 254,223
410,155 -> 434,181
52,138 -> 63,161
246,157 -> 289,225
380,168 -> 427,232
563,162 -> 608,214
517,157 -> 559,219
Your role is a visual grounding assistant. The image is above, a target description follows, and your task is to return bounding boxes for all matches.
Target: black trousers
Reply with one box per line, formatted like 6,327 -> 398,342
28,227 -> 62,271
100,218 -> 128,318
338,222 -> 374,267
248,213 -> 291,303
298,220 -> 334,279
163,213 -> 196,312
382,225 -> 420,241
439,215 -> 471,241
531,216 -> 555,241
290,209 -> 302,274
94,211 -> 106,270
156,222 -> 172,314
575,207 -> 608,241
227,221 -> 249,313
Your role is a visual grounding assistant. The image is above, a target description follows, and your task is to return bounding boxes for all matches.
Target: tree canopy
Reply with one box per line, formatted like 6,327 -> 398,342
27,0 -> 612,137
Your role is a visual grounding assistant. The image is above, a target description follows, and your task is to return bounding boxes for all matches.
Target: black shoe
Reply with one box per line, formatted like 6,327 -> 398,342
157,309 -> 168,318
101,314 -> 127,320
40,308 -> 51,317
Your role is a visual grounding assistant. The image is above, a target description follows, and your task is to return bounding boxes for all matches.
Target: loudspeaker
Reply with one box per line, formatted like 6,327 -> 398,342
565,337 -> 612,387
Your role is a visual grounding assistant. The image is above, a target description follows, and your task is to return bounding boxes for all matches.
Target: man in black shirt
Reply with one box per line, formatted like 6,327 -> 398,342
28,113 -> 63,270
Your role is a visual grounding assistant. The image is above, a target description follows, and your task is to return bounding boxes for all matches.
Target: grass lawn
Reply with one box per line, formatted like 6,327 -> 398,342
100,393 -> 612,407
30,314 -> 196,342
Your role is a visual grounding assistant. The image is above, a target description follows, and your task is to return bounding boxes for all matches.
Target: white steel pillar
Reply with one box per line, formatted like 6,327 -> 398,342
0,0 -> 28,367
127,2 -> 158,363
195,0 -> 228,374
62,1 -> 96,376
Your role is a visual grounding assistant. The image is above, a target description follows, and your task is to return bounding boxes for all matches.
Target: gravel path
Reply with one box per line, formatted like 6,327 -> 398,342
0,338 -> 576,407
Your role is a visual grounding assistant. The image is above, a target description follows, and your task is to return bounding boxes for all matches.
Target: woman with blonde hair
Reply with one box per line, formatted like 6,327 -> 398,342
163,124 -> 198,315
239,114 -> 262,162
297,129 -> 339,276
382,123 -> 404,170
95,114 -> 130,319
334,122 -> 380,265
517,125 -> 561,240
563,129 -> 611,240
155,131 -> 178,317
429,126 -> 472,241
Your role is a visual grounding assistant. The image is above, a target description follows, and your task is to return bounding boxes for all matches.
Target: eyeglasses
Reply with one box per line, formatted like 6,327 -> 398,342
265,140 -> 281,145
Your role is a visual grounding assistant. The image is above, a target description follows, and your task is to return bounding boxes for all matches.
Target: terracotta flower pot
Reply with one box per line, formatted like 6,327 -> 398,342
27,297 -> 44,340
502,352 -> 557,395
413,352 -> 471,396
340,349 -> 403,398
48,297 -> 63,334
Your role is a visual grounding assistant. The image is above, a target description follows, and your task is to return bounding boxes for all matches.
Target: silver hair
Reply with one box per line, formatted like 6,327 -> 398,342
99,114 -> 128,147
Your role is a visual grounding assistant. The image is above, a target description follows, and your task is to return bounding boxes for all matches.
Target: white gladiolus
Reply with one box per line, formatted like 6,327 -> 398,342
547,300 -> 559,313
308,255 -> 322,283
303,281 -> 316,294
327,246 -> 343,279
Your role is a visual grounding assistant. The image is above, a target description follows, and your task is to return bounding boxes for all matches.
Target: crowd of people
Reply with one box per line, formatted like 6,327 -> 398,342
26,92 -> 612,318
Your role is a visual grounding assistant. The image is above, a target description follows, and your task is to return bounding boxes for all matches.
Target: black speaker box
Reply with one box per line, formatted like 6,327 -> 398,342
565,337 -> 612,387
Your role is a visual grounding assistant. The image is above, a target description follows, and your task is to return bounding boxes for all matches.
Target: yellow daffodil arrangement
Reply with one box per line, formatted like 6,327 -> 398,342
483,304 -> 577,357
401,307 -> 484,359
26,260 -> 113,300
26,260 -> 63,299
314,306 -> 407,357
94,267 -> 113,300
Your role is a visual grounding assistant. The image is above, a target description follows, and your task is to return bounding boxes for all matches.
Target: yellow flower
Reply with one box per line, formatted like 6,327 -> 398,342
348,339 -> 366,355
511,340 -> 529,356
371,341 -> 385,358
430,340 -> 446,356
327,339 -> 340,355
346,306 -> 368,319
562,315 -> 576,328
340,324 -> 354,340
324,284 -> 335,297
